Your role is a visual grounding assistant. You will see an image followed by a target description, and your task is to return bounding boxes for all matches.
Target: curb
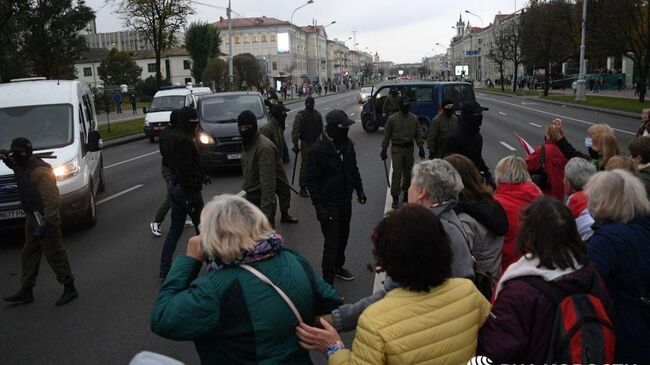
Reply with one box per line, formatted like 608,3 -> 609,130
102,133 -> 147,149
523,97 -> 639,120
476,89 -> 519,98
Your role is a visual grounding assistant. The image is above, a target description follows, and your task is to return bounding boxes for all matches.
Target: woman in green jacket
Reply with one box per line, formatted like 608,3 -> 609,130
151,194 -> 343,364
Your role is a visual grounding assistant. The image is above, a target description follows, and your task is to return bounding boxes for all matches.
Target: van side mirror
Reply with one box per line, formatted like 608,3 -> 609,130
87,130 -> 102,152
143,107 -> 148,114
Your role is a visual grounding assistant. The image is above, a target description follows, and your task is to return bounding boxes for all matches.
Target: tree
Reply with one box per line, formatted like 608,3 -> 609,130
201,57 -> 228,91
233,53 -> 262,90
185,21 -> 221,84
488,25 -> 510,91
283,62 -> 297,85
98,48 -> 142,86
520,0 -> 576,96
113,0 -> 194,88
505,21 -> 523,93
0,1 -> 28,82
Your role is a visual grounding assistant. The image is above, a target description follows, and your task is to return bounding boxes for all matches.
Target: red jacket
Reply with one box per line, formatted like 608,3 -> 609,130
494,182 -> 542,273
526,140 -> 568,201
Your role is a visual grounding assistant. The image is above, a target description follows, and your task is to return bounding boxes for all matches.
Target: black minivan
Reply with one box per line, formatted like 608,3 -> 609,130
195,91 -> 269,168
360,82 -> 478,136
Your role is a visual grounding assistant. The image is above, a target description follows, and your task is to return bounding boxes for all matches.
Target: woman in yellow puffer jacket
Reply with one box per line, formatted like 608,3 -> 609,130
297,204 -> 491,365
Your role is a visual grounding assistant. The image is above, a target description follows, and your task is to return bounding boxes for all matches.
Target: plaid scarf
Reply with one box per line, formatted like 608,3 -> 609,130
207,234 -> 283,272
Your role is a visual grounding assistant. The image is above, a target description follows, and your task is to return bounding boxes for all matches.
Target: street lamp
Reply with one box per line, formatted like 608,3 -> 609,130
289,0 -> 314,86
576,0 -> 588,100
465,10 -> 485,86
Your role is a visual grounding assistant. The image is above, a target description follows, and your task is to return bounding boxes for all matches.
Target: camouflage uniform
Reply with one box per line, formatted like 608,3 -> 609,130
427,111 -> 458,159
241,133 -> 278,224
382,111 -> 424,198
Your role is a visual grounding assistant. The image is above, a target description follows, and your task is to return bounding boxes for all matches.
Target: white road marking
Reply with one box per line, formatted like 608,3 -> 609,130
478,96 -> 636,135
529,122 -> 543,128
499,112 -> 507,116
499,141 -> 517,151
350,112 -> 355,116
336,103 -> 341,106
104,151 -> 159,169
97,184 -> 144,206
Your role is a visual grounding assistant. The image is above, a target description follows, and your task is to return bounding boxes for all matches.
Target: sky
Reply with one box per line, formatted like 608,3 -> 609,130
86,0 -> 524,64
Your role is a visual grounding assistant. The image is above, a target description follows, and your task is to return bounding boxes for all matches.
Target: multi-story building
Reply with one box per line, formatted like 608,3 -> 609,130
449,14 -> 484,82
327,39 -> 350,81
301,25 -> 329,83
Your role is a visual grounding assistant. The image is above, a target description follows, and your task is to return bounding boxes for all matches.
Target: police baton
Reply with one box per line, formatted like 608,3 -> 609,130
277,177 -> 301,195
383,159 -> 391,188
291,151 -> 298,186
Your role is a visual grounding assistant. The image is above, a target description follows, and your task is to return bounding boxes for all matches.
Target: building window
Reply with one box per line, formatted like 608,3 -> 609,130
185,77 -> 192,84
147,63 -> 156,73
243,36 -> 248,43
272,62 -> 277,71
83,67 -> 92,77
261,35 -> 267,42
271,34 -> 276,42
235,36 -> 240,44
183,60 -> 191,70
252,35 -> 258,43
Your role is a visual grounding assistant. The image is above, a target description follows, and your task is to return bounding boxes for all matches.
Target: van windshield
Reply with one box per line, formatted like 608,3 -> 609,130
148,96 -> 186,112
0,104 -> 73,150
200,95 -> 264,123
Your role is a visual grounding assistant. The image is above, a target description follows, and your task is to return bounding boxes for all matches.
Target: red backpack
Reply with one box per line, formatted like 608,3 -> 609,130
519,273 -> 615,365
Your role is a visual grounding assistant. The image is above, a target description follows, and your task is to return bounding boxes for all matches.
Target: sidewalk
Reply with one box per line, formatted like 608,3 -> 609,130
97,111 -> 142,125
549,87 -> 640,100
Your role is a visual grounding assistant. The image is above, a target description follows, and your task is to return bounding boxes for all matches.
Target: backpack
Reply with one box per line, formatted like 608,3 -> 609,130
518,274 -> 615,365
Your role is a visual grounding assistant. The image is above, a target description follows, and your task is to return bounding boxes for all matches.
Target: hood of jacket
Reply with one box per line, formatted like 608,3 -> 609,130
456,199 -> 509,236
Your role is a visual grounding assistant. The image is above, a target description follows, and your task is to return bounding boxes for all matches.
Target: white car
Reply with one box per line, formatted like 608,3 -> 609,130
144,85 -> 212,142
358,86 -> 373,104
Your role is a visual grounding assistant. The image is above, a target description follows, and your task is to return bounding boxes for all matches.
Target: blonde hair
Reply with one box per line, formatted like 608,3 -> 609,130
494,155 -> 531,184
199,195 -> 274,262
585,170 -> 650,223
592,132 -> 620,168
605,155 -> 639,176
587,123 -> 614,138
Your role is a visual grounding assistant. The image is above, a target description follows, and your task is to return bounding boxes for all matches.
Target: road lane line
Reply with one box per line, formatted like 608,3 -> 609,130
97,184 -> 144,206
478,95 -> 636,135
499,141 -> 517,151
350,112 -> 355,116
104,151 -> 159,170
529,122 -> 543,128
499,112 -> 507,116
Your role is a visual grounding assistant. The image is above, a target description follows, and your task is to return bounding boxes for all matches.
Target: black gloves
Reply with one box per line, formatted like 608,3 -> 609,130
418,146 -> 425,159
380,148 -> 388,161
316,204 -> 334,223
357,193 -> 367,205
292,144 -> 300,154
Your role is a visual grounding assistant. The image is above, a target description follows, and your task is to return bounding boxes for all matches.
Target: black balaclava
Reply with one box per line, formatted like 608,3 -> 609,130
325,124 -> 348,145
271,104 -> 287,130
177,107 -> 198,136
442,99 -> 454,117
10,137 -> 33,166
305,96 -> 315,112
390,88 -> 398,97
238,110 -> 258,145
399,96 -> 411,114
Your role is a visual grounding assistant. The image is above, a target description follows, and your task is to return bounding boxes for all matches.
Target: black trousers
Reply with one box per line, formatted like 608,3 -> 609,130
319,201 -> 352,284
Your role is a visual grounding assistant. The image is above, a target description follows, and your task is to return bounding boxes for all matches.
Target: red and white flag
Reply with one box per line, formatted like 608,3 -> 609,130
514,131 -> 535,156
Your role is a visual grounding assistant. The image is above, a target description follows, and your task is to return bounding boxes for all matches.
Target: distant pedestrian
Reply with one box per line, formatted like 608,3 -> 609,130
617,76 -> 623,91
589,77 -> 595,92
130,94 -> 137,114
113,90 -> 123,113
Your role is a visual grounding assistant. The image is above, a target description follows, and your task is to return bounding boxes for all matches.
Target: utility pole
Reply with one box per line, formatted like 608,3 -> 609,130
576,0 -> 588,101
227,0 -> 234,90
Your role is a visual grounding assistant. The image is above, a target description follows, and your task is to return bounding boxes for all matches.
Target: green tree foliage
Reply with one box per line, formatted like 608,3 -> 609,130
505,22 -> 523,93
0,0 -> 94,81
185,22 -> 221,83
113,0 -> 194,87
92,87 -> 114,115
98,48 -> 143,86
520,0 -> 575,96
233,53 -> 262,90
135,75 -> 171,98
202,58 -> 229,91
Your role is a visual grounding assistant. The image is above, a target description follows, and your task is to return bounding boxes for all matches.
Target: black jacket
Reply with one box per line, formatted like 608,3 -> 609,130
159,127 -> 183,168
441,123 -> 492,179
170,132 -> 204,194
455,198 -> 508,236
306,134 -> 364,206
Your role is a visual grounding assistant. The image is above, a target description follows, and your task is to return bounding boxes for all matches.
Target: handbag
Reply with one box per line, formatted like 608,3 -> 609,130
240,264 -> 303,323
531,144 -> 549,190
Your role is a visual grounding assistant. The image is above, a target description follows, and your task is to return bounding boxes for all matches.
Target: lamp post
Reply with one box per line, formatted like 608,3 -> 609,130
289,0 -> 314,86
435,42 -> 449,80
465,10 -> 485,86
576,0 -> 588,101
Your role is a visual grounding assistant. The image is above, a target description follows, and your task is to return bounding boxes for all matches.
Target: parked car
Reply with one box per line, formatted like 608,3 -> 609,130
0,78 -> 104,229
360,82 -> 478,135
195,91 -> 269,169
143,85 -> 212,142
358,86 -> 373,103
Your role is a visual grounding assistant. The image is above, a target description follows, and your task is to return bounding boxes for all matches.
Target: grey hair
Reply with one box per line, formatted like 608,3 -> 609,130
494,155 -> 531,184
564,157 -> 597,190
411,159 -> 464,203
585,170 -> 650,224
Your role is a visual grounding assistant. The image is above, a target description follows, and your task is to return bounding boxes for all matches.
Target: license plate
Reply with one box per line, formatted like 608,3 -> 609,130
0,209 -> 25,220
227,153 -> 241,160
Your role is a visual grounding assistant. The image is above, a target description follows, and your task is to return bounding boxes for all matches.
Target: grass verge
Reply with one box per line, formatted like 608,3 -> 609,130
99,118 -> 144,140
544,95 -> 650,114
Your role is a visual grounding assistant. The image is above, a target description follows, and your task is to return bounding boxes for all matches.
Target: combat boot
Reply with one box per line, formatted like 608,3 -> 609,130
391,195 -> 399,209
280,212 -> 299,224
4,286 -> 34,304
55,282 -> 78,306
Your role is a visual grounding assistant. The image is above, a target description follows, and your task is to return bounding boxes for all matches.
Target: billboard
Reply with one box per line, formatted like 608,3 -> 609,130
277,33 -> 290,53
455,65 -> 469,76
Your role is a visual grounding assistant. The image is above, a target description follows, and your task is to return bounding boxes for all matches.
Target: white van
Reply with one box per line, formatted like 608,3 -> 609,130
143,85 -> 212,142
0,78 -> 104,228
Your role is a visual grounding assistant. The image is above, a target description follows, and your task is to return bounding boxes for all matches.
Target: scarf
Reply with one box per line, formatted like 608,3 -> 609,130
207,234 -> 284,272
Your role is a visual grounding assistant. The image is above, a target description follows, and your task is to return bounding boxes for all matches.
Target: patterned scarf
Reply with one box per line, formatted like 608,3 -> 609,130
206,234 -> 284,272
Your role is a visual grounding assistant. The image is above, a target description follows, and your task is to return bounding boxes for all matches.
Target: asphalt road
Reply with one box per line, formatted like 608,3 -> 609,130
0,90 -> 640,365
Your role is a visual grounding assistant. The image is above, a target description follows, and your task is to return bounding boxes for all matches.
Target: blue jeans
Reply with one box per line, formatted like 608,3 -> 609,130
160,184 -> 203,275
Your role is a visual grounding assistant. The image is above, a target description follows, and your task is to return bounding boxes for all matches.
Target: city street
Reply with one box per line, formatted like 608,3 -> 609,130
0,89 -> 640,365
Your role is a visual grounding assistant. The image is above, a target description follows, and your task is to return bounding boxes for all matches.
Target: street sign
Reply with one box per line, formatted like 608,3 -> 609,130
465,50 -> 480,56
455,65 -> 469,76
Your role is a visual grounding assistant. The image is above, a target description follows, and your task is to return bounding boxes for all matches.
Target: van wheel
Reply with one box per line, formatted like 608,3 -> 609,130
84,185 -> 97,228
98,158 -> 106,193
419,119 -> 429,138
362,116 -> 379,133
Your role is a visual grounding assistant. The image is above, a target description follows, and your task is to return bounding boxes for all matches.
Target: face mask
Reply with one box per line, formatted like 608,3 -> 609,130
399,103 -> 410,114
239,124 -> 258,145
585,137 -> 592,148
326,124 -> 348,142
444,108 -> 453,117
306,103 -> 315,112
180,122 -> 197,136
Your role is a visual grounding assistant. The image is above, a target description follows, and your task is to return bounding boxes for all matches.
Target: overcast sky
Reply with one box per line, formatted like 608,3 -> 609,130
87,0 -> 524,63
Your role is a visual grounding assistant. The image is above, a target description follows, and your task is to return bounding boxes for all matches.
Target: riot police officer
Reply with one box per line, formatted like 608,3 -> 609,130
382,88 -> 401,120
2,138 -> 78,305
291,96 -> 323,197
